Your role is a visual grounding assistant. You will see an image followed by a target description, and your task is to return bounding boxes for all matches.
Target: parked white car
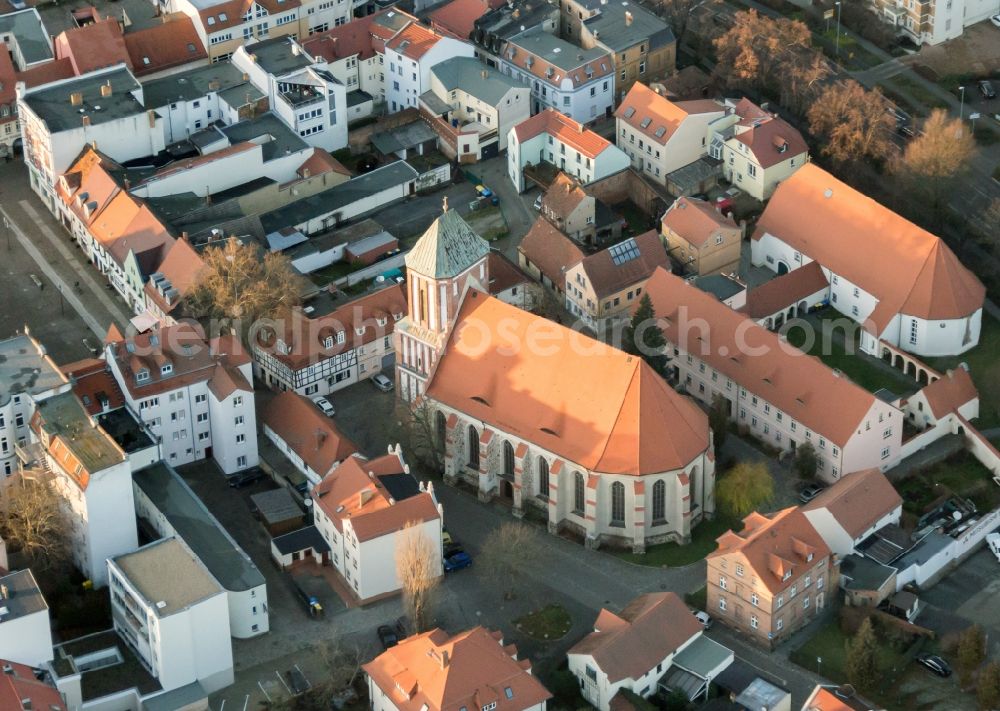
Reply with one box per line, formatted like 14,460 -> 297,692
312,396 -> 335,417
371,373 -> 394,393
987,532 -> 1000,562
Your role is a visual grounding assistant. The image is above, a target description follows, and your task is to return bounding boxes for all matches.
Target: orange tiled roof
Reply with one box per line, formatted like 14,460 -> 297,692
512,109 -> 614,160
53,18 -> 132,75
302,13 -> 384,61
709,507 -> 831,595
298,147 -> 352,178
569,593 -> 703,683
363,627 -> 551,711
801,468 -> 901,540
16,57 -> 76,88
0,661 -> 67,711
143,237 -> 206,315
731,114 -> 808,169
919,366 -> 978,419
578,229 -> 669,300
61,357 -> 126,415
386,22 -> 443,60
661,196 -> 739,249
616,83 -> 723,146
124,17 -> 208,77
428,0 -> 492,39
425,290 -> 710,475
541,172 -> 589,222
263,391 -> 358,476
517,217 -> 585,288
740,261 -> 827,319
642,267 -> 880,448
753,164 -> 984,324
312,452 -> 439,541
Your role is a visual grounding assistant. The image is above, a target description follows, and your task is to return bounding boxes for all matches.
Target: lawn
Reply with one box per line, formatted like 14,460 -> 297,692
613,201 -> 655,237
613,514 -> 739,567
888,75 -> 951,113
784,309 -> 918,395
792,619 -> 909,683
900,449 -> 1000,514
515,604 -> 572,641
925,314 -> 1000,430
309,261 -> 356,287
814,29 -> 882,71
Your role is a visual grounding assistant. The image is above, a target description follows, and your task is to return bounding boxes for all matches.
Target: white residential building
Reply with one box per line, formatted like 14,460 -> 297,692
869,0 -> 997,45
132,461 -> 270,638
569,593 -> 732,710
232,36 -> 348,151
643,268 -> 904,481
18,65 -> 167,214
312,447 -> 443,601
261,391 -> 358,486
382,21 -> 475,113
0,333 -> 71,478
0,569 -> 53,667
28,392 -> 148,587
801,468 -> 903,558
108,537 -> 233,694
104,324 -> 258,475
364,626 -> 551,711
497,29 -> 615,124
507,109 -> 630,192
752,164 -> 985,357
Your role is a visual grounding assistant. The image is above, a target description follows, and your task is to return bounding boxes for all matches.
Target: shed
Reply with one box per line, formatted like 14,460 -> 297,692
270,525 -> 331,569
251,488 -> 305,536
345,231 -> 399,266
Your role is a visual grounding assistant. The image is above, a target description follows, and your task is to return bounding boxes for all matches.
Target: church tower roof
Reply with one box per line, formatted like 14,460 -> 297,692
405,197 -> 490,279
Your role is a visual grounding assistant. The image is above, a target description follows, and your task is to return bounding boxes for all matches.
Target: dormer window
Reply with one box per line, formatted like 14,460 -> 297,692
355,327 -> 365,336
807,552 -> 814,562
136,368 -> 150,383
483,704 -> 496,711
276,339 -> 289,355
782,570 -> 791,581
161,363 -> 173,375
324,336 -> 334,348
337,331 -> 346,344
377,317 -> 387,327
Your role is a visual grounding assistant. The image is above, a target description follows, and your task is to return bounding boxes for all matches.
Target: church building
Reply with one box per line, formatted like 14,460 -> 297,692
395,200 -> 716,551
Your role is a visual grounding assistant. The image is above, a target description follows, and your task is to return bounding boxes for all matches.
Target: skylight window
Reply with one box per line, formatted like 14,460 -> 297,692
207,15 -> 216,24
219,11 -> 228,20
640,117 -> 651,128
623,106 -> 635,118
608,238 -> 640,265
654,126 -> 666,138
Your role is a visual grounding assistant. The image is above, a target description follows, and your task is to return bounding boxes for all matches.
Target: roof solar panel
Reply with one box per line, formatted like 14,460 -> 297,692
609,238 -> 640,266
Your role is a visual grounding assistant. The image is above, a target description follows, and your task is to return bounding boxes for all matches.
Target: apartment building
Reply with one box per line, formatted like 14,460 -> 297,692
383,21 -> 475,113
160,0 -> 351,63
563,230 -> 669,329
0,569 -> 53,667
17,66 -> 167,213
105,324 -> 259,474
643,268 -> 904,480
497,29 -> 614,123
801,468 -> 903,558
707,508 -> 834,647
423,57 -> 529,160
252,283 -> 407,397
869,0 -> 996,45
0,333 -> 71,477
615,82 -> 725,186
507,109 -> 630,192
365,627 -> 551,711
232,36 -> 348,151
312,447 -> 442,601
0,9 -> 55,155
28,392 -> 147,586
752,163 -> 985,357
108,537 -> 234,694
559,0 -> 675,100
261,391 -> 358,485
661,196 -> 742,276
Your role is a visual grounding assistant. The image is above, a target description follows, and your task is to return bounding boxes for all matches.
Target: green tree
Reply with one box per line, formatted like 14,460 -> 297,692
622,293 -> 666,373
977,661 -> 1000,711
794,442 -> 818,481
958,624 -> 987,685
708,395 -> 730,450
844,617 -> 879,691
716,461 -> 774,518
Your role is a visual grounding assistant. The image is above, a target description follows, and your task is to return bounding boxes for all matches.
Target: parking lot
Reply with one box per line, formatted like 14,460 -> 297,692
918,545 -> 1000,646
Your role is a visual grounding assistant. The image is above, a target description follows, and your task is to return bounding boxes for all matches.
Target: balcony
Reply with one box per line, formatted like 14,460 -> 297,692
280,86 -> 324,108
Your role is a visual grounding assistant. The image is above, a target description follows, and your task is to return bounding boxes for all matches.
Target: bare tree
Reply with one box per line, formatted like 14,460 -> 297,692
258,640 -> 364,711
187,236 -> 304,338
395,522 -> 441,632
393,403 -> 444,476
0,475 -> 71,571
658,0 -> 701,46
478,521 -> 539,600
891,109 -> 975,226
779,51 -> 832,116
713,11 -> 811,94
807,81 -> 894,165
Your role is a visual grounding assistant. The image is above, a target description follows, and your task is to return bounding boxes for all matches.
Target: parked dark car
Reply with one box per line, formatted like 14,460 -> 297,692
979,80 -> 997,100
377,624 -> 399,650
228,467 -> 264,488
917,654 -> 952,677
444,550 -> 473,572
798,484 -> 825,504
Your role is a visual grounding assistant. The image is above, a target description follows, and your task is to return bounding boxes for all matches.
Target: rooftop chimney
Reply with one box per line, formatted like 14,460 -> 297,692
441,650 -> 449,669
625,10 -> 633,24
100,81 -> 112,97
481,69 -> 488,79
70,91 -> 83,106
82,115 -> 91,127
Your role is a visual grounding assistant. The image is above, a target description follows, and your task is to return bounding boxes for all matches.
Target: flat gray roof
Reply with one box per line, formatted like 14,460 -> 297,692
23,66 -> 144,132
734,678 -> 788,710
840,553 -> 896,591
218,82 -> 266,109
221,112 -> 308,161
430,57 -> 527,106
142,681 -> 208,711
693,274 -> 744,302
112,537 -> 222,617
0,569 -> 48,623
142,62 -> 250,108
509,30 -> 609,72
245,36 -> 313,76
35,391 -> 125,473
581,1 -> 674,52
0,333 -> 67,407
371,119 -> 437,155
0,9 -> 53,65
260,161 -> 417,233
133,461 -> 266,592
250,487 -> 303,525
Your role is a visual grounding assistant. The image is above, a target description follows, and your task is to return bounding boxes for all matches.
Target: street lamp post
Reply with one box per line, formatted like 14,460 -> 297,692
959,86 -> 966,121
835,2 -> 842,56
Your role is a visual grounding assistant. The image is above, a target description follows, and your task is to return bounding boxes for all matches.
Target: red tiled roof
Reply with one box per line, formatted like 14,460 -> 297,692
802,468 -> 901,539
919,366 -> 978,419
731,116 -> 808,169
740,261 -> 827,319
124,17 -> 208,77
54,18 -> 132,75
0,661 -> 67,711
298,147 -> 351,178
61,357 -> 126,415
512,109 -> 614,160
428,0 -> 493,40
386,22 -> 444,60
264,391 -> 358,477
0,44 -> 16,106
517,217 -> 585,288
578,230 -> 669,299
660,196 -> 739,249
301,11 -> 395,62
616,83 -> 724,146
143,237 -> 206,315
16,57 -> 76,88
